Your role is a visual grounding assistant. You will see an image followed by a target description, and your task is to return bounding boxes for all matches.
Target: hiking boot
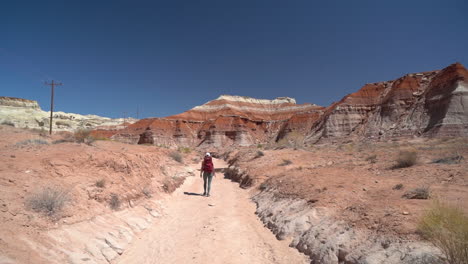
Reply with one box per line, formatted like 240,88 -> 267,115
202,192 -> 206,196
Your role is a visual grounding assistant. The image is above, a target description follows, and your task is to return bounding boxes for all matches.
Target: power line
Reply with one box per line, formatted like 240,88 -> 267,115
45,80 -> 63,135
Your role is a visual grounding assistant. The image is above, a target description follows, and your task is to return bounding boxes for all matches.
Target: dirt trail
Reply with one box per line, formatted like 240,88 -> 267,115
114,159 -> 308,264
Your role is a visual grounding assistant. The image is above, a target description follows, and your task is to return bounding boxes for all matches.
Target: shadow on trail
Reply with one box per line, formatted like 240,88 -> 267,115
183,192 -> 203,196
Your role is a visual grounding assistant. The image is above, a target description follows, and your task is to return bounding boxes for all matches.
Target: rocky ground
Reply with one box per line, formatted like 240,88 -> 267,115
0,125 -> 195,263
221,138 -> 468,263
0,125 -> 467,264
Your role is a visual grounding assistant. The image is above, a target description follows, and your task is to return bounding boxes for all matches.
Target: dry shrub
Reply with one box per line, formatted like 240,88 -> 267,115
27,186 -> 70,217
403,186 -> 430,199
366,154 -> 377,163
393,151 -> 417,169
392,183 -> 404,190
254,150 -> 264,159
15,139 -> 49,146
95,179 -> 106,188
279,159 -> 292,166
275,131 -> 304,149
418,201 -> 468,264
177,147 -> 191,153
73,129 -> 95,144
170,151 -> 183,163
142,187 -> 152,198
109,194 -> 120,210
432,155 -> 464,165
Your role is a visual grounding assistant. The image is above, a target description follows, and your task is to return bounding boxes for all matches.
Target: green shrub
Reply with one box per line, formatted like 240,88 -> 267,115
393,151 -> 417,169
418,201 -> 468,264
27,186 -> 70,217
170,151 -> 183,163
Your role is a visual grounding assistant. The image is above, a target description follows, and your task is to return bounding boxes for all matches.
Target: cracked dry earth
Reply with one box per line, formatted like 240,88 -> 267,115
114,159 -> 309,264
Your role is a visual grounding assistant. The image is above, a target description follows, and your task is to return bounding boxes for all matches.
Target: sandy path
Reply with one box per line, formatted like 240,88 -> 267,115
114,159 -> 308,264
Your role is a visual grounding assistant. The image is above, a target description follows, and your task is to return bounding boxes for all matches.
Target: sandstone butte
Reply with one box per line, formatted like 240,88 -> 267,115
92,62 -> 467,147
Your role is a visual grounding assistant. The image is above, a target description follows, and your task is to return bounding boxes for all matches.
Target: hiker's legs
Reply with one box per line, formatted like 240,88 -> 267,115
206,172 -> 213,195
203,172 -> 209,195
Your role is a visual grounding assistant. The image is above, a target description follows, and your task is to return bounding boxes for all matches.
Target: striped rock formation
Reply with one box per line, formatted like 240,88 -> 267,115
98,62 -> 468,147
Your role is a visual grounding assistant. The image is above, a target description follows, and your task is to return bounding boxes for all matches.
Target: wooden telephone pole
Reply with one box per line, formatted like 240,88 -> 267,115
45,80 -> 62,135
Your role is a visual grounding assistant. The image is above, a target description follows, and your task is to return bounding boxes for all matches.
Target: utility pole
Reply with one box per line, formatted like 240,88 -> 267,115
45,80 -> 62,135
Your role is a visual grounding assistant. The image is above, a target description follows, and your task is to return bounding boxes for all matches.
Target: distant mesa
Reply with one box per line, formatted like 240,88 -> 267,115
0,96 -> 137,131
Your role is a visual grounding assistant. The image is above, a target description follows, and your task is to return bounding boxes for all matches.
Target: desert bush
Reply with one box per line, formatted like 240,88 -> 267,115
95,179 -> 106,188
142,187 -> 152,198
418,201 -> 468,264
73,129 -> 93,143
109,194 -> 121,210
27,186 -> 70,217
55,120 -> 71,127
254,150 -> 265,159
177,147 -> 191,153
432,155 -> 464,165
276,131 -> 304,149
366,154 -> 377,163
393,151 -> 417,169
392,183 -> 404,190
15,139 -> 49,146
257,144 -> 263,149
1,120 -> 15,126
169,151 -> 183,163
403,186 -> 430,199
279,159 -> 292,166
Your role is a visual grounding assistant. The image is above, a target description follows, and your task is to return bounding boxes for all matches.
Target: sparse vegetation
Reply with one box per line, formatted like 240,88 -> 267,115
403,186 -> 430,199
55,120 -> 71,127
178,147 -> 191,153
257,144 -> 263,149
109,194 -> 121,210
170,151 -> 183,163
15,139 -> 49,146
365,154 -> 377,163
142,187 -> 152,198
95,179 -> 106,188
1,120 -> 15,126
279,159 -> 292,166
27,186 -> 70,217
418,201 -> 468,264
275,131 -> 304,149
432,155 -> 464,165
392,183 -> 404,190
254,150 -> 264,159
393,151 -> 417,169
73,129 -> 95,144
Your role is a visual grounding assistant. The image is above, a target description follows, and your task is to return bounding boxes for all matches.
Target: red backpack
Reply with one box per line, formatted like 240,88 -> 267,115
203,157 -> 214,173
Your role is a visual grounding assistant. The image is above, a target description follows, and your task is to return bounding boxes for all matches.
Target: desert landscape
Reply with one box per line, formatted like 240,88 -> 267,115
0,62 -> 467,263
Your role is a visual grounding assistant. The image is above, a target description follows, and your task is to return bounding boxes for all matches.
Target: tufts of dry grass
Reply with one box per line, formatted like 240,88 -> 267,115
418,201 -> 468,264
109,194 -> 121,210
27,186 -> 70,218
393,151 -> 417,169
169,151 -> 183,163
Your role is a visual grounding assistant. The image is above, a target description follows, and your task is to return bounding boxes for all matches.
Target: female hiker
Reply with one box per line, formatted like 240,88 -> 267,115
200,152 -> 215,197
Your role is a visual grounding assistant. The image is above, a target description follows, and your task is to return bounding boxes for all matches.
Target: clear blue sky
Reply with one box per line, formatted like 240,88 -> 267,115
1,0 -> 467,118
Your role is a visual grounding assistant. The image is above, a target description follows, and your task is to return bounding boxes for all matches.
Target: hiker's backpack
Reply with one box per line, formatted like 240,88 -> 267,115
203,157 -> 214,173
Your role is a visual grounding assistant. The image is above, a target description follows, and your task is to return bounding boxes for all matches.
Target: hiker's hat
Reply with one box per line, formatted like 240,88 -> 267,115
205,152 -> 211,157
